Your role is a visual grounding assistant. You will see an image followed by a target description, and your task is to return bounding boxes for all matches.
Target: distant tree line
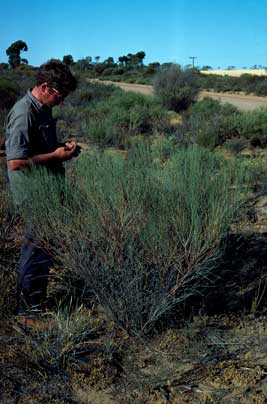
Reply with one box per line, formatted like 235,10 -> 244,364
2,40 -> 267,96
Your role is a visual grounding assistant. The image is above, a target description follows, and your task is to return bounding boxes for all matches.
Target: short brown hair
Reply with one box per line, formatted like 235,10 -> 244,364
36,59 -> 77,96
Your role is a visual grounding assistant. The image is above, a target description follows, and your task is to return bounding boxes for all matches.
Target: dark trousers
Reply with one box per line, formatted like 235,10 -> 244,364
16,227 -> 53,314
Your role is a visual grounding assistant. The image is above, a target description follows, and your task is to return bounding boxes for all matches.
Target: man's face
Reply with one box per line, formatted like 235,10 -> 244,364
41,83 -> 67,107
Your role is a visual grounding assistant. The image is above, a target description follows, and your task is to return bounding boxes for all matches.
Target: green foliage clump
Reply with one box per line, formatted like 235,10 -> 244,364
199,72 -> 267,95
0,77 -> 20,143
17,306 -> 98,372
18,146 -> 247,335
0,161 -> 18,318
153,64 -> 200,112
0,78 -> 19,111
53,82 -> 119,142
0,188 -> 16,318
233,108 -> 267,146
236,155 -> 267,192
185,97 -> 240,149
224,137 -> 249,155
83,91 -> 169,148
254,80 -> 267,96
181,99 -> 267,149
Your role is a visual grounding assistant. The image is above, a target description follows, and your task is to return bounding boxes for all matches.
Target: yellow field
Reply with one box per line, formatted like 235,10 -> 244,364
201,69 -> 267,77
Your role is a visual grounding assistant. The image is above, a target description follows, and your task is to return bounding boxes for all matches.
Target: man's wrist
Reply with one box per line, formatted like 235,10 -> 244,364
50,150 -> 56,160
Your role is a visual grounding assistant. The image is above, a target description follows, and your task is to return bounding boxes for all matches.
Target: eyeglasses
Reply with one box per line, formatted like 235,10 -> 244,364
50,87 -> 63,98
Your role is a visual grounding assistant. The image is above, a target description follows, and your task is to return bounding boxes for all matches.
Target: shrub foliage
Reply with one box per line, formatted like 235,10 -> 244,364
153,64 -> 200,112
18,146 -> 247,335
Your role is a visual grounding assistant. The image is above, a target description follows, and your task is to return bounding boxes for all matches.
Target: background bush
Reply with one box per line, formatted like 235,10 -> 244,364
179,98 -> 267,149
53,81 -> 119,142
0,78 -> 20,111
182,97 -> 240,149
82,91 -> 170,148
153,64 -> 200,112
198,73 -> 267,95
232,108 -> 267,146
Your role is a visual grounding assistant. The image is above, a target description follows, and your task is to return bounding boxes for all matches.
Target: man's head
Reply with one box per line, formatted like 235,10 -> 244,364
34,59 -> 77,107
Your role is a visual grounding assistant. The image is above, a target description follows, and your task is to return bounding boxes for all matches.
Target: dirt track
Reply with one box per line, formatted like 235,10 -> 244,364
96,80 -> 267,111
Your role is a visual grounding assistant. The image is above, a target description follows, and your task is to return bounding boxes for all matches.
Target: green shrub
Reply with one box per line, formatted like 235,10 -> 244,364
18,146 -> 247,335
53,82 -> 119,142
150,136 -> 177,161
185,97 -> 240,149
83,91 -> 170,148
16,306 -> 98,372
153,64 -> 200,112
239,74 -> 262,94
224,137 -> 249,155
66,81 -> 118,106
233,108 -> 267,146
0,69 -> 35,137
254,80 -> 267,96
0,164 -> 18,318
101,67 -> 116,76
0,78 -> 19,111
199,72 -> 267,95
236,155 -> 267,192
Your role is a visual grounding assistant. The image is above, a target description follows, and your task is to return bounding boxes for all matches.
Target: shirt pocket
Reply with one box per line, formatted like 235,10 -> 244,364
38,123 -> 58,152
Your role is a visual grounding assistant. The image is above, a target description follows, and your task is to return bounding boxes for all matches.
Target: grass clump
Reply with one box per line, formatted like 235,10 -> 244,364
18,146 -> 247,335
15,306 -> 99,373
0,161 -> 18,318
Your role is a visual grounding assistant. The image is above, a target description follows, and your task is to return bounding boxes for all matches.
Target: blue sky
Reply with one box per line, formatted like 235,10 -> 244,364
1,0 -> 267,69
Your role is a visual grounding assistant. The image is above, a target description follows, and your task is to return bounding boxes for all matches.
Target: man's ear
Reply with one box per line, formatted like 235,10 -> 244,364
40,82 -> 48,93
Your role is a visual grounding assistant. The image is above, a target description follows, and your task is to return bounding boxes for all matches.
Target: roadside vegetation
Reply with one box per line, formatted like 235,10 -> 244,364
2,56 -> 267,403
2,41 -> 267,96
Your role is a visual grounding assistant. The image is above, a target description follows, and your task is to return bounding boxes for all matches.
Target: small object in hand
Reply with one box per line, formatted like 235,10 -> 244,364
64,144 -> 81,155
74,145 -> 82,156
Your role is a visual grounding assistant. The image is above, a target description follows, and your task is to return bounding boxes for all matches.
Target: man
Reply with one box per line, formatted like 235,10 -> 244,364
5,59 -> 80,318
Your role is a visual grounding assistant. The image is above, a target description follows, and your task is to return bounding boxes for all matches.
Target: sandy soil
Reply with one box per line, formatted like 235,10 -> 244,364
93,80 -> 267,111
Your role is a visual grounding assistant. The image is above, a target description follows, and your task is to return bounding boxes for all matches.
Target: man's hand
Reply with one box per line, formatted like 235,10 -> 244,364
64,141 -> 81,157
7,141 -> 81,170
53,146 -> 77,161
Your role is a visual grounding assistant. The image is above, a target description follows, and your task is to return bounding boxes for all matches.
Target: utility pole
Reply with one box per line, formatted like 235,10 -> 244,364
189,56 -> 197,68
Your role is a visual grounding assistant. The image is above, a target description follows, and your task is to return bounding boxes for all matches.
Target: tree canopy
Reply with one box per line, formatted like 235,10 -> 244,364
6,40 -> 28,68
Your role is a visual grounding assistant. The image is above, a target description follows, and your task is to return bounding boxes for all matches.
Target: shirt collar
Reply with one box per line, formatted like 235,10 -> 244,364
27,89 -> 47,111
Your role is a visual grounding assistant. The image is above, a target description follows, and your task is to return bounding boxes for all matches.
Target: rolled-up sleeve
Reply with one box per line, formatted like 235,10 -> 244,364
5,109 -> 32,161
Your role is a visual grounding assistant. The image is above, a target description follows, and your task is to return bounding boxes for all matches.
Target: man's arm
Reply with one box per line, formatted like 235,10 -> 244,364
7,146 -> 77,170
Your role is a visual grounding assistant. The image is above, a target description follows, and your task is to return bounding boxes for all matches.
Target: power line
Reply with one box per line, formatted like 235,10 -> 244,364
189,56 -> 197,68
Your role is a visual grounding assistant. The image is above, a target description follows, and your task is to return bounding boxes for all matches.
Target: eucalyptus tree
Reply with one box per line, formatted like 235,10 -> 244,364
6,40 -> 28,68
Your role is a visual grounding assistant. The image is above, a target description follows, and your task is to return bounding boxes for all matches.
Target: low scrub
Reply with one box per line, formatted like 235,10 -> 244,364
184,97 -> 240,149
233,108 -> 267,146
0,78 -> 19,111
199,72 -> 267,95
15,306 -> 99,373
53,82 -> 119,142
224,137 -> 249,155
18,146 -> 247,335
0,178 -> 18,318
83,91 -> 170,148
181,99 -> 267,149
153,64 -> 200,112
